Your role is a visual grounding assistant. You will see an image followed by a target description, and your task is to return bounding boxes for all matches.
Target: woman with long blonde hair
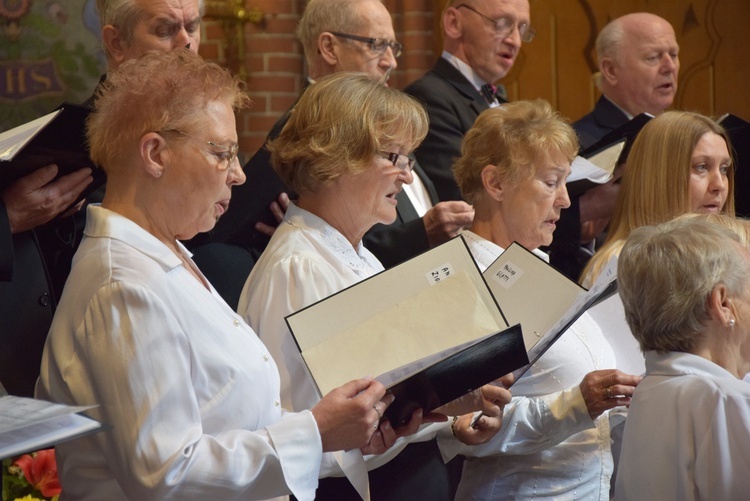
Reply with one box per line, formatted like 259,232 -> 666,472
582,110 -> 735,286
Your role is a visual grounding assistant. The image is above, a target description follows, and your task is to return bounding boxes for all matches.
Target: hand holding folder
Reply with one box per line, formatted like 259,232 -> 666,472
285,236 -> 529,426
0,104 -> 105,215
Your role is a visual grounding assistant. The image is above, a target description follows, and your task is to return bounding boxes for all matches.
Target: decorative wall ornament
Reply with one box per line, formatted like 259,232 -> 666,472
204,0 -> 263,79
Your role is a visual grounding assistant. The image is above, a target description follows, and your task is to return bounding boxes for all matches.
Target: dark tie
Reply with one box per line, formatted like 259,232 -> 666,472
480,83 -> 498,105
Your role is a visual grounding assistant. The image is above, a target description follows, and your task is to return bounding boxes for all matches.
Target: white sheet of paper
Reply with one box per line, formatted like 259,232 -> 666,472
484,244 -> 583,351
0,110 -> 60,160
302,272 -> 504,395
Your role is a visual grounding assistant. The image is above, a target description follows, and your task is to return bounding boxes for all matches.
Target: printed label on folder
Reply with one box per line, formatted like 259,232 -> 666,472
426,263 -> 454,285
492,261 -> 524,289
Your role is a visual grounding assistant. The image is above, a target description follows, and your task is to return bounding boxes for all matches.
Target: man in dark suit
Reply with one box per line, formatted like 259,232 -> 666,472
550,12 -> 679,280
194,0 -> 473,274
0,167 -> 92,396
574,13 -> 679,149
405,0 -> 532,202
0,0 -> 205,396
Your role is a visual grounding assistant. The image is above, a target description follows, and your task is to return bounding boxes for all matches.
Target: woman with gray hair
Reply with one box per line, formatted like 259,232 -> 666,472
615,214 -> 750,500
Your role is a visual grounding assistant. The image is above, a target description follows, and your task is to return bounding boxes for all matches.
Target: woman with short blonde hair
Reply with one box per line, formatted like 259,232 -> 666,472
448,100 -> 640,501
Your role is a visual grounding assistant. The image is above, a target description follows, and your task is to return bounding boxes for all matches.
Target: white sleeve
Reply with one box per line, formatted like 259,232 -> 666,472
80,282 -> 324,501
694,391 -> 750,498
437,386 -> 594,460
241,254 -> 348,412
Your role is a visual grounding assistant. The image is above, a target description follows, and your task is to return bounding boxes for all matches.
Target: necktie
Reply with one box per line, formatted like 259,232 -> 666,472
480,83 -> 498,105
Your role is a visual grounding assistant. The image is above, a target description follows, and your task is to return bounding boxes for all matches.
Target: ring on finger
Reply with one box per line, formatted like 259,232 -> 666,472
605,387 -> 612,399
373,403 -> 383,418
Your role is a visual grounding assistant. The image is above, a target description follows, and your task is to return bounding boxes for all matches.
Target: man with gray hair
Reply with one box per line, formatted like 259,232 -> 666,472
405,0 -> 533,202
197,0 -> 474,287
0,0 -> 205,397
574,12 -> 679,150
549,13 -> 679,281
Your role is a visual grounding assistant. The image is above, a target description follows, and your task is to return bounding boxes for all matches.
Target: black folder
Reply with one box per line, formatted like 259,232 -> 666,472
384,323 -> 527,426
567,113 -> 653,198
0,103 -> 105,204
719,114 -> 750,216
285,236 -> 527,425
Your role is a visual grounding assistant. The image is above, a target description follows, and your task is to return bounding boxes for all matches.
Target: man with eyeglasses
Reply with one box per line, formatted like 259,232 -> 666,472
405,0 -> 533,203
194,0 -> 474,281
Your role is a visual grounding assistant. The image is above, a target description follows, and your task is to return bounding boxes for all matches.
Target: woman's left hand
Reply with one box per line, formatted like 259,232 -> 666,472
579,369 -> 643,420
360,408 -> 448,455
451,411 -> 502,446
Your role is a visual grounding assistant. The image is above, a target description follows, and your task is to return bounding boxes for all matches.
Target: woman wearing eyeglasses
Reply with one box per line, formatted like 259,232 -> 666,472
36,52 -> 400,500
238,72 -> 508,500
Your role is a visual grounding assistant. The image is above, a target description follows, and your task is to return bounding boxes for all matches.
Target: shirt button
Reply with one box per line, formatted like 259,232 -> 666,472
274,400 -> 280,407
38,293 -> 50,307
263,355 -> 269,362
233,319 -> 239,326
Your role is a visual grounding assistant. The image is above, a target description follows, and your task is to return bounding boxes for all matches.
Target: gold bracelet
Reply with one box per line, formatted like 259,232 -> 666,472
450,415 -> 459,437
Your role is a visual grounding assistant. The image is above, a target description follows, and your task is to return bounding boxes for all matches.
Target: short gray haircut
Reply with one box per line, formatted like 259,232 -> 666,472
296,0 -> 383,60
96,0 -> 205,45
595,17 -> 625,65
618,216 -> 749,354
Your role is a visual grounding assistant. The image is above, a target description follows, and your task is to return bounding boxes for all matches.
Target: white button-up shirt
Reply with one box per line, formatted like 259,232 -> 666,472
615,350 -> 750,500
37,205 -> 326,501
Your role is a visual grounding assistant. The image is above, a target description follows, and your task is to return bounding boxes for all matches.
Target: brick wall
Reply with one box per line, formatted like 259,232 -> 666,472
199,1 -> 439,160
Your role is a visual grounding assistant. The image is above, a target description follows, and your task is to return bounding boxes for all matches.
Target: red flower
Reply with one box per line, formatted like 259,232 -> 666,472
13,449 -> 62,498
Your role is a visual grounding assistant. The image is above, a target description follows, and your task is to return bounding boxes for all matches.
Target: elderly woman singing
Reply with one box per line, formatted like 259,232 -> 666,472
238,72 -> 508,500
445,100 -> 641,500
615,214 -> 750,500
36,50 -> 397,501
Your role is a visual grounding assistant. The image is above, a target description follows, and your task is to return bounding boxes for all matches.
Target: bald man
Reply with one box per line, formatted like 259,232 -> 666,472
550,13 -> 680,282
575,12 -> 679,149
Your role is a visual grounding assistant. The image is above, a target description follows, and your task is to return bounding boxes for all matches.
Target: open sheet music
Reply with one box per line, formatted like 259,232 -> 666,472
285,236 -> 528,424
0,395 -> 102,459
482,242 -> 618,380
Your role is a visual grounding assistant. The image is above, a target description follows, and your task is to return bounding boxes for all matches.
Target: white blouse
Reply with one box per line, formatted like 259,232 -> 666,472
615,351 -> 750,501
37,205 -> 326,501
443,230 -> 615,501
237,204 -> 444,488
238,203 -> 384,412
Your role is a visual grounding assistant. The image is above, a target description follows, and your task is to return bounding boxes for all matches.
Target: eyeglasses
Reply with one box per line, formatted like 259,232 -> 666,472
158,129 -> 239,171
330,32 -> 403,58
380,151 -> 414,173
456,4 -> 536,43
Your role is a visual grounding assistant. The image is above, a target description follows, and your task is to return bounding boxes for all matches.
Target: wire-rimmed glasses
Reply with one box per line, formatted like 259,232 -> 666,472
158,129 -> 239,171
380,151 -> 415,173
456,4 -> 536,43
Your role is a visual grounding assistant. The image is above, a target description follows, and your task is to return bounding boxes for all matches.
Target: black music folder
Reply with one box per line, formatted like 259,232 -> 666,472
0,103 -> 105,201
482,242 -> 618,380
567,113 -> 653,198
